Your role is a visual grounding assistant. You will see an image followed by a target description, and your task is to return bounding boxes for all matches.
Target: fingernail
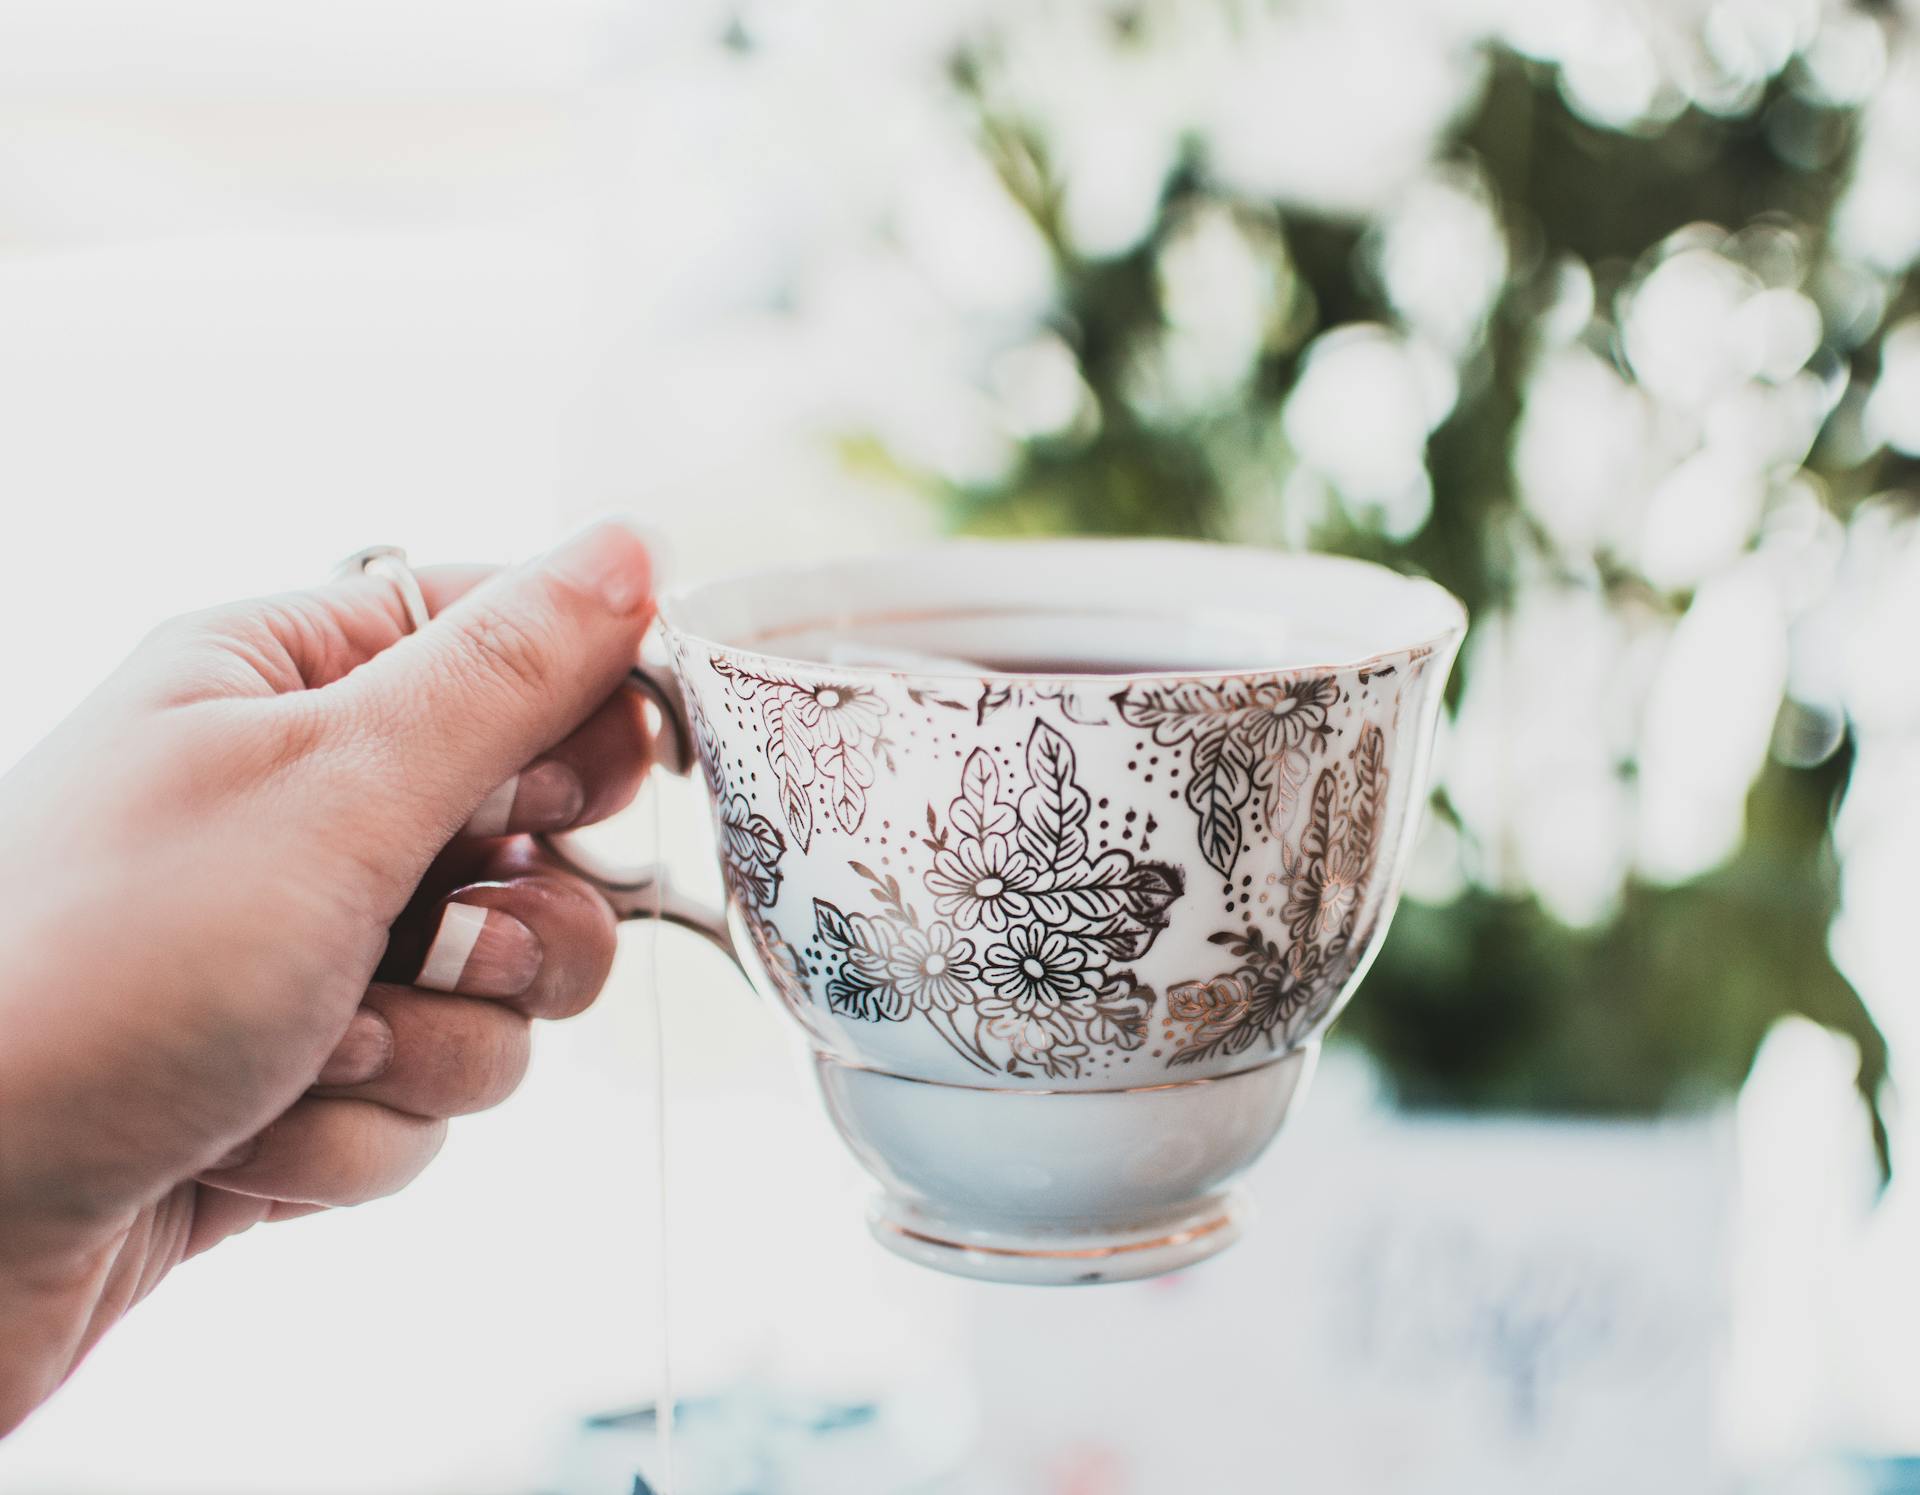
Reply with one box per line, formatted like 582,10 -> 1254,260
418,900 -> 542,998
466,760 -> 584,837
318,1009 -> 394,1086
546,520 -> 652,616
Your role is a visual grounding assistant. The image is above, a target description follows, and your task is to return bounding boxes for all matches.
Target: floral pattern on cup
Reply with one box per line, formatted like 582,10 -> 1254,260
907,677 -> 1111,728
810,721 -> 1180,1079
684,666 -> 813,1015
680,635 -> 1425,1083
710,656 -> 894,850
1163,723 -> 1388,1064
716,793 -> 783,911
1113,673 -> 1343,877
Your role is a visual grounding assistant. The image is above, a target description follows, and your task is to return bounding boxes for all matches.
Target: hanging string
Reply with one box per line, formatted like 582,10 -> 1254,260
647,785 -> 675,1494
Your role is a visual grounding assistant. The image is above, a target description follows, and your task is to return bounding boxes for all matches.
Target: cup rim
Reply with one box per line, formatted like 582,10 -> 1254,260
657,536 -> 1469,684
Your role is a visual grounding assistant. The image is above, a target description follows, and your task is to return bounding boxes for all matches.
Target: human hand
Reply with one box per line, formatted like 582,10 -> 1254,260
0,522 -> 657,1434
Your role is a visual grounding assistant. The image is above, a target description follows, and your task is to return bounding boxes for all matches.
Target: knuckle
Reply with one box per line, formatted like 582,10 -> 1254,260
456,605 -> 557,704
139,602 -> 246,655
131,607 -> 258,705
140,600 -> 292,675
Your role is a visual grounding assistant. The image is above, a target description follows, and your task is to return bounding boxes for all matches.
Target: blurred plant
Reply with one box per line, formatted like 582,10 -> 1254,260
851,0 -> 1920,1167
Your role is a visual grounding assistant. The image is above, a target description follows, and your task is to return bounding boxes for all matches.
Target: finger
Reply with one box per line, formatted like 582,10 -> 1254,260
294,564 -> 504,686
325,521 -> 655,851
180,1186 -> 328,1260
197,1098 -> 446,1207
146,565 -> 501,699
182,1184 -> 276,1260
378,854 -> 619,1020
312,986 -> 531,1119
460,687 -> 653,838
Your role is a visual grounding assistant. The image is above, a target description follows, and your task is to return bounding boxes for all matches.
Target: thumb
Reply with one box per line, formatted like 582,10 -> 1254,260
330,520 -> 655,846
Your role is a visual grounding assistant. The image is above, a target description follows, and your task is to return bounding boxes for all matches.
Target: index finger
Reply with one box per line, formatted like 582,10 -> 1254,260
295,564 -> 502,688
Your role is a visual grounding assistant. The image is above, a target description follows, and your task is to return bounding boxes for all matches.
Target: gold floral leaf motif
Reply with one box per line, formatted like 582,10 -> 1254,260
1344,723 -> 1389,882
718,793 -> 784,911
813,898 -> 911,1023
1030,850 -> 1184,960
1166,932 -> 1334,1067
682,678 -> 807,1025
1283,723 -> 1387,951
686,681 -> 790,916
1111,677 -> 1263,741
908,679 -> 1108,727
811,861 -> 996,1068
952,747 -> 1018,842
1113,674 -> 1340,877
763,686 -> 815,848
1166,723 -> 1389,1067
926,748 -> 1038,933
904,683 -> 976,714
1017,721 -> 1092,872
1187,726 -> 1257,878
815,738 -> 876,834
1013,723 -> 1182,951
1084,971 -> 1154,1050
711,658 -> 891,851
1166,973 -> 1255,1052
812,718 -> 1183,1080
981,1007 -> 1091,1080
1278,931 -> 1356,1047
1035,686 -> 1110,726
1261,745 -> 1312,844
682,667 -> 728,793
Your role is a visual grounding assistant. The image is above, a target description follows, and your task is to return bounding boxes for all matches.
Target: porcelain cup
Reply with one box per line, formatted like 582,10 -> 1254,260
557,539 -> 1465,1285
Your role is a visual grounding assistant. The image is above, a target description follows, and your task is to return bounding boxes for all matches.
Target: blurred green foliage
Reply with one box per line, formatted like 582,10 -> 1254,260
895,33 -> 1910,1164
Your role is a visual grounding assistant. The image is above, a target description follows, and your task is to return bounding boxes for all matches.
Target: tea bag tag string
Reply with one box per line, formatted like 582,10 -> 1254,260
334,544 -> 735,967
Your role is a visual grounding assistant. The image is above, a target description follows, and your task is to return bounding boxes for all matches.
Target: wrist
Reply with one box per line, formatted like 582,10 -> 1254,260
0,1071 -> 144,1437
0,1214 -> 127,1437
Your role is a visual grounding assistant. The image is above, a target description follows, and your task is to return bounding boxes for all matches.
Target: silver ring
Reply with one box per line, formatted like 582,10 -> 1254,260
335,546 -> 431,634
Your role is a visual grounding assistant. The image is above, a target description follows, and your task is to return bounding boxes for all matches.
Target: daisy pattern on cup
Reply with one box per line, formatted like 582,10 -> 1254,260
885,921 -> 982,1012
811,721 -> 1183,1079
981,926 -> 1099,1016
925,836 -> 1038,931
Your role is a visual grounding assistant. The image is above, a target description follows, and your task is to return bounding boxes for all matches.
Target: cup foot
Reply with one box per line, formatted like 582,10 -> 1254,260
867,1192 -> 1245,1286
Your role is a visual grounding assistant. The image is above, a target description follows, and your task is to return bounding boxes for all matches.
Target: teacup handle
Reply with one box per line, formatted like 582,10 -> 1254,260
536,658 -> 742,968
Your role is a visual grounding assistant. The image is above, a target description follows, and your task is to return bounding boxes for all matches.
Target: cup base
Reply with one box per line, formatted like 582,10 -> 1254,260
867,1191 -> 1245,1286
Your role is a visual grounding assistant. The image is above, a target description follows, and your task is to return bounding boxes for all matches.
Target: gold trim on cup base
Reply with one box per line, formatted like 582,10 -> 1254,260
818,1045 -> 1309,1099
868,1193 -> 1246,1287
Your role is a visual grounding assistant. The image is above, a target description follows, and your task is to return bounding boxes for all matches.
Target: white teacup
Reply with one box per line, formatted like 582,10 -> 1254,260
559,539 -> 1464,1285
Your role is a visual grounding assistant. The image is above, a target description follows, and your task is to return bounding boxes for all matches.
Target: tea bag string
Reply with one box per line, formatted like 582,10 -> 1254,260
646,786 -> 676,1494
